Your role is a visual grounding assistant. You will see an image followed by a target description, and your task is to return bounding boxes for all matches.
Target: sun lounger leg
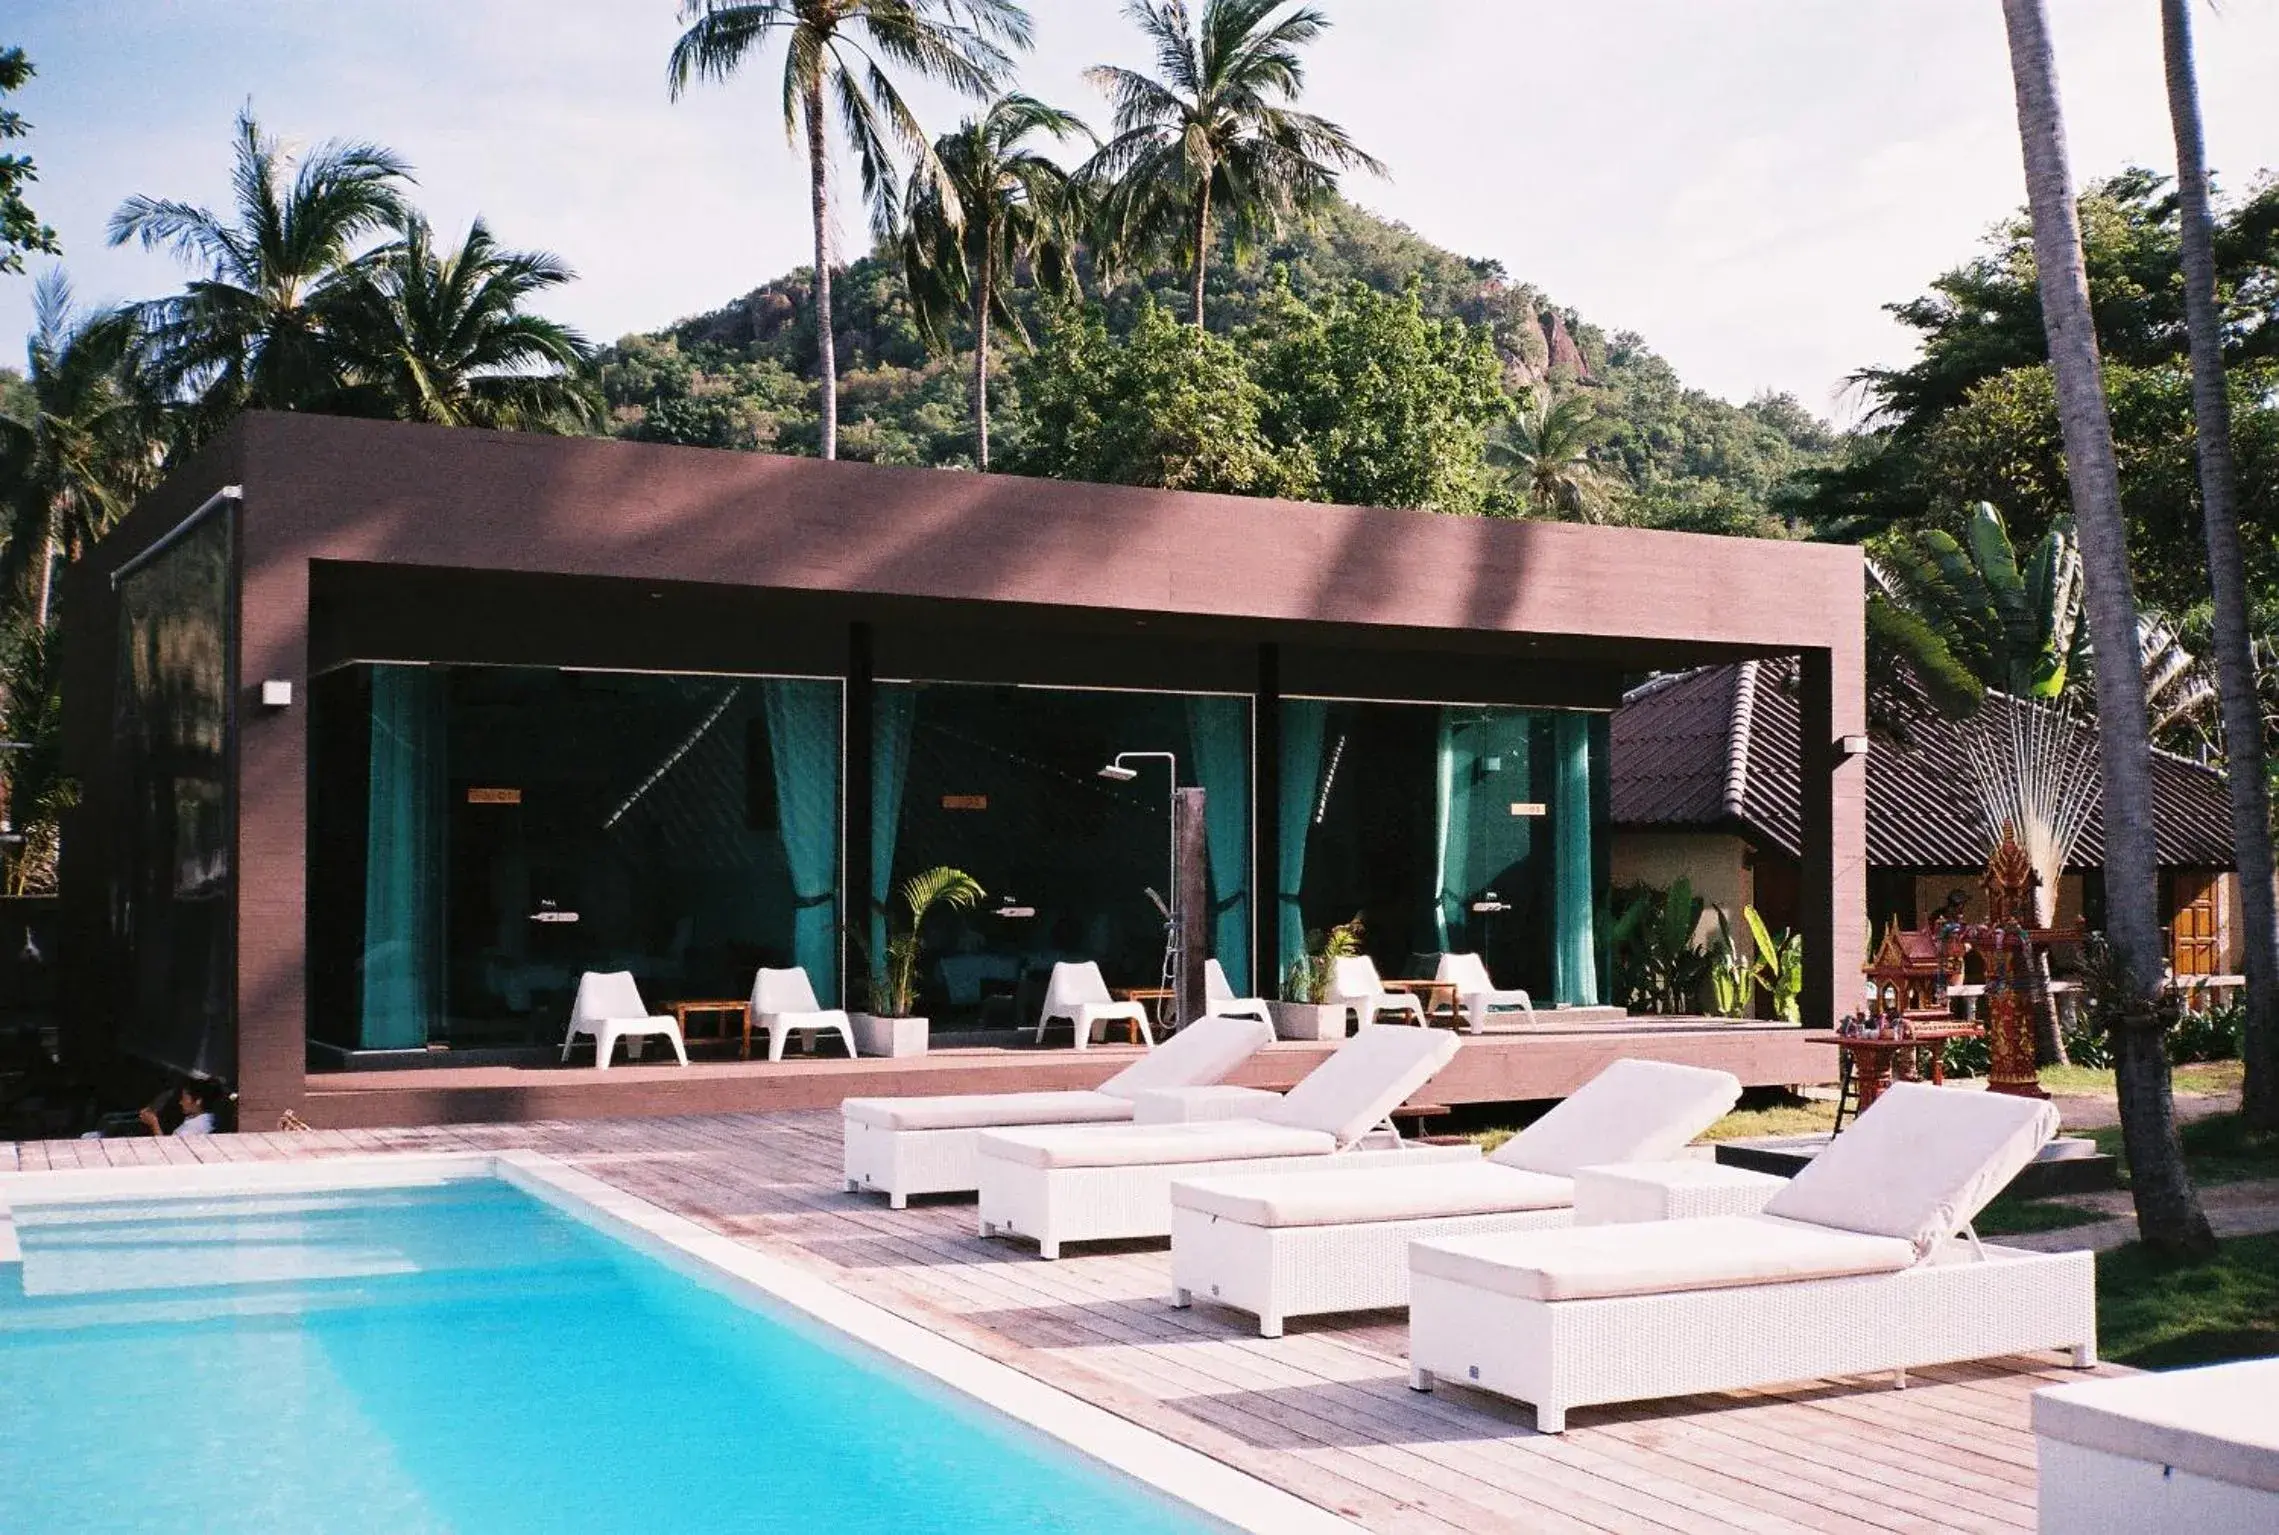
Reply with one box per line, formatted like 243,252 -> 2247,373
1258,1311 -> 1283,1339
889,1192 -> 907,1210
1039,1238 -> 1060,1260
1169,1287 -> 1191,1309
1892,1367 -> 1908,1390
1534,1405 -> 1564,1434
1408,1366 -> 1434,1393
2072,1342 -> 2098,1369
978,1218 -> 994,1239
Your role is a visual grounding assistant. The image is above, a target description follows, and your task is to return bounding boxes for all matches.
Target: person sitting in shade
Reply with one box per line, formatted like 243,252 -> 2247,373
139,1078 -> 221,1137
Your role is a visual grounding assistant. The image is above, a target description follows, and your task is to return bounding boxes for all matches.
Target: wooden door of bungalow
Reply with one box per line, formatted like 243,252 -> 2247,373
2169,872 -> 2221,977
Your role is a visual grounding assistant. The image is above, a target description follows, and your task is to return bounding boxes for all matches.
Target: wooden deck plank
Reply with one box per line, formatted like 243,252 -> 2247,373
2,1107 -> 2090,1533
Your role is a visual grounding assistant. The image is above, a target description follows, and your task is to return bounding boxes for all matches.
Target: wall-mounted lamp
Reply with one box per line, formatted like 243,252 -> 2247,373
1836,734 -> 1870,758
260,680 -> 293,709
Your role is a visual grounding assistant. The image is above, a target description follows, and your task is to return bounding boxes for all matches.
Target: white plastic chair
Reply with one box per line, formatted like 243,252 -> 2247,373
751,967 -> 857,1062
562,971 -> 689,1070
1436,952 -> 1534,1033
1034,961 -> 1153,1051
1204,959 -> 1272,1025
1327,955 -> 1426,1028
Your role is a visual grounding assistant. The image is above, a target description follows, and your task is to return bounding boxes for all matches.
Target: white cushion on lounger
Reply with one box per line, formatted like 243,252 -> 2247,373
1098,1014 -> 1276,1100
1762,1081 -> 2060,1258
1410,1213 -> 1916,1302
1262,1024 -> 1460,1145
1489,1059 -> 1742,1177
977,1120 -> 1335,1170
841,1091 -> 1130,1132
2034,1358 -> 2279,1495
1176,1158 -> 1559,1229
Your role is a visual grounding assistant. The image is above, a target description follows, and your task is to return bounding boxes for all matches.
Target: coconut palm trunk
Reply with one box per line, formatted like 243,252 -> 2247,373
2001,0 -> 2215,1258
33,528 -> 56,632
1189,184 -> 1211,327
970,247 -> 992,469
804,80 -> 839,462
2164,0 -> 2279,1134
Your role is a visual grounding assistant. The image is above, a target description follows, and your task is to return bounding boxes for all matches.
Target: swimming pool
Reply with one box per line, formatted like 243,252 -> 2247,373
0,1156 -> 1343,1534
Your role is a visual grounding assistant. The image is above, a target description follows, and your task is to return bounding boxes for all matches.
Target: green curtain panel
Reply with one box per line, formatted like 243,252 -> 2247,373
1551,712 -> 1600,1006
1183,696 -> 1251,991
1429,711 -> 1465,952
1277,698 -> 1330,984
869,686 -> 916,982
762,680 -> 842,1005
360,666 -> 441,1049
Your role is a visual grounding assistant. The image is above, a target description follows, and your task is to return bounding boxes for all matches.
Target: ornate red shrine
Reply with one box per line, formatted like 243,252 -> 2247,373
1935,828 -> 2079,1099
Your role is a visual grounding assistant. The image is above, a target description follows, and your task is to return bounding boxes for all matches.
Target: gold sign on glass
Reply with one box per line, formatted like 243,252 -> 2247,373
1510,802 -> 1548,817
941,794 -> 988,811
467,787 -> 523,805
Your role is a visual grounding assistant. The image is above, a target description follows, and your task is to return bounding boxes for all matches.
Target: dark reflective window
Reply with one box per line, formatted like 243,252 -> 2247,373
114,512 -> 234,1078
310,665 -> 840,1059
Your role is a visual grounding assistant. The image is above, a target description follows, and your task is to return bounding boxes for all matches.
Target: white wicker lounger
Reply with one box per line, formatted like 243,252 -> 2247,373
975,1025 -> 1465,1258
840,1015 -> 1274,1207
1169,1058 -> 1744,1335
1406,1082 -> 2096,1433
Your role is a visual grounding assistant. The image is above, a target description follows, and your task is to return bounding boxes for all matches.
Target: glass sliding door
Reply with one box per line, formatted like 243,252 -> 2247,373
871,682 -> 1251,1030
310,665 -> 841,1060
1283,699 -> 1603,1006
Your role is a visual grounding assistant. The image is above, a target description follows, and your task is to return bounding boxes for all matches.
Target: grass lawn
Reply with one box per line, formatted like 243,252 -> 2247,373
1974,1196 -> 2106,1236
2097,1231 -> 2279,1369
2040,1060 -> 2243,1097
1468,1091 -> 1837,1155
2085,1111 -> 2279,1188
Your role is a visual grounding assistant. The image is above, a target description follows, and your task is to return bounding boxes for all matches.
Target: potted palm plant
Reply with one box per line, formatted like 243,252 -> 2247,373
1271,915 -> 1366,1041
853,866 -> 984,1057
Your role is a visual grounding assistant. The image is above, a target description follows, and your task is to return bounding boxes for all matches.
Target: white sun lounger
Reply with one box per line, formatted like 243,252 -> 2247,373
2034,1357 -> 2279,1532
1407,1081 -> 2095,1432
841,1014 -> 1275,1207
974,1025 -> 1468,1259
1168,1058 -> 1743,1335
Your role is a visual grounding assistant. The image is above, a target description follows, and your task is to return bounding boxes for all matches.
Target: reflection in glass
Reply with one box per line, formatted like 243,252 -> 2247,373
114,511 -> 234,1078
310,666 -> 840,1058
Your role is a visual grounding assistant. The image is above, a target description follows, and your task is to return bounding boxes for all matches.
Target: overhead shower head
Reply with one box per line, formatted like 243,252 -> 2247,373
1096,762 -> 1140,782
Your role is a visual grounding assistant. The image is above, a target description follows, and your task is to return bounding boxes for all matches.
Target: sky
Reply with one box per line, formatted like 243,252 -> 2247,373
4,1 -> 2277,422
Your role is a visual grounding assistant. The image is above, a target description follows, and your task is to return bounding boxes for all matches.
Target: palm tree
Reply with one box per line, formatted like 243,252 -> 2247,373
667,1 -> 1032,462
0,273 -> 154,631
1870,504 -> 2086,712
2163,0 -> 2279,1136
897,94 -> 1088,469
1492,389 -> 1616,521
1082,0 -> 1383,328
108,108 -> 412,432
326,215 -> 598,432
2000,0 -> 2215,1259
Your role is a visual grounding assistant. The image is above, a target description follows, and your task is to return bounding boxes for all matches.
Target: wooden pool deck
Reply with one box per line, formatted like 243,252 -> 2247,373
5,1110 -> 2105,1533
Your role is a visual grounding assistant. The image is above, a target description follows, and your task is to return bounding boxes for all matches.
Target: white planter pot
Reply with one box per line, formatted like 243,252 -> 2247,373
851,1014 -> 930,1058
1269,1001 -> 1351,1042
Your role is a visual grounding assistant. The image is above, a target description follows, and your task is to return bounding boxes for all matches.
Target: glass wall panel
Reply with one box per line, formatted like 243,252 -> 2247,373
113,512 -> 234,1079
1284,700 -> 1601,1005
310,665 -> 840,1058
873,683 -> 1250,1029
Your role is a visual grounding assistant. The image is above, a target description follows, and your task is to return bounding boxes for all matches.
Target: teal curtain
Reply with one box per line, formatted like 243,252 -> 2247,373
870,686 -> 916,984
1277,699 -> 1330,985
763,680 -> 842,1005
1184,696 -> 1251,991
1551,712 -> 1600,1006
1429,712 -> 1468,952
360,666 -> 440,1049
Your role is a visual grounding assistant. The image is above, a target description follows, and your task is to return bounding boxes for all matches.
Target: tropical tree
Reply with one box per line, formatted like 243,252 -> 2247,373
897,93 -> 1088,470
325,214 -> 597,432
1868,502 -> 2087,716
2163,0 -> 2278,1134
0,615 -> 74,895
0,273 -> 154,630
108,108 -> 412,434
2,47 -> 60,275
667,0 -> 1032,462
1491,389 -> 1617,521
2000,0 -> 2215,1258
1082,0 -> 1382,327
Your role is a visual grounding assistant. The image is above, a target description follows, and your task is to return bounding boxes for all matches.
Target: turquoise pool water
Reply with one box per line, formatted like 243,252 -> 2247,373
0,1178 -> 1217,1534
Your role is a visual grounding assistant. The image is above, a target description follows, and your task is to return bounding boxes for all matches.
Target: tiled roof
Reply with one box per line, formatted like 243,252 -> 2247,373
1611,662 -> 2237,871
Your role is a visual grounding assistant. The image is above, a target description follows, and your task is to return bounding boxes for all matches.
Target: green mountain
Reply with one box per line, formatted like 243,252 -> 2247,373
594,200 -> 1838,533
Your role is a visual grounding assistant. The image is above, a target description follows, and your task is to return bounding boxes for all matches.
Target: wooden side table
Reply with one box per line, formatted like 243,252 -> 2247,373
1111,986 -> 1176,1042
1384,979 -> 1459,1025
1815,1025 -> 1984,1128
669,999 -> 752,1057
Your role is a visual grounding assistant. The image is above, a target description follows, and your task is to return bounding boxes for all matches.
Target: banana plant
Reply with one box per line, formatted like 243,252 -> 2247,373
1744,905 -> 1805,1024
1606,878 -> 1713,1014
1707,908 -> 1757,1018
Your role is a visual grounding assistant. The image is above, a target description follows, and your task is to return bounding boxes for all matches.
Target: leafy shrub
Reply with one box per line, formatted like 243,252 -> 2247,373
2169,1002 -> 2244,1064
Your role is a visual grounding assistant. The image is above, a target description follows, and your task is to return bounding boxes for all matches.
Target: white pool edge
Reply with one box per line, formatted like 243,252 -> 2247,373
0,1153 -> 1359,1535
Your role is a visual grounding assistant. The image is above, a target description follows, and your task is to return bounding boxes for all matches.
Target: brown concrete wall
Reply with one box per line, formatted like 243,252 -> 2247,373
70,414 -> 1869,1121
